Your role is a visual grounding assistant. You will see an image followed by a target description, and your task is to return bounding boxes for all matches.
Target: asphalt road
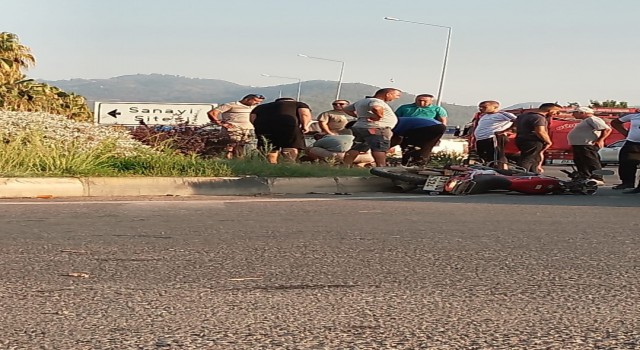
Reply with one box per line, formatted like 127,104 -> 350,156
1,187 -> 639,349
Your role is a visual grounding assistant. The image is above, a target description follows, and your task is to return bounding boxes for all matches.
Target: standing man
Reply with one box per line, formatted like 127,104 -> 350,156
250,98 -> 312,164
207,94 -> 265,158
390,117 -> 446,166
315,100 -> 355,135
610,110 -> 640,193
514,103 -> 560,172
567,106 -> 611,184
342,88 -> 401,167
472,101 -> 517,168
395,94 -> 448,125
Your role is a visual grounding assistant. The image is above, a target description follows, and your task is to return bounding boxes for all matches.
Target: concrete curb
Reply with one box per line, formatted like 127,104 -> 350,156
0,176 -> 393,198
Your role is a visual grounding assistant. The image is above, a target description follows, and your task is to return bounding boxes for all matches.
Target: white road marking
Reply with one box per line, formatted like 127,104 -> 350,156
0,195 -> 454,206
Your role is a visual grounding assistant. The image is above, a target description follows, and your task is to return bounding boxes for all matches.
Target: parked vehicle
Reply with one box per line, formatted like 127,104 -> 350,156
598,140 -> 625,167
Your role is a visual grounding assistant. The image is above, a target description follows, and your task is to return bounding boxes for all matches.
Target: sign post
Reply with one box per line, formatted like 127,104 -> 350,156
94,102 -> 217,126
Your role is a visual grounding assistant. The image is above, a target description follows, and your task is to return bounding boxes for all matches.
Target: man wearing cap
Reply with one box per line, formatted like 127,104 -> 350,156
208,94 -> 265,158
567,107 -> 611,184
611,110 -> 640,193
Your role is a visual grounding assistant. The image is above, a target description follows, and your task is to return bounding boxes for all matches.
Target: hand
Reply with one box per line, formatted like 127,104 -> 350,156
222,122 -> 234,129
595,140 -> 604,149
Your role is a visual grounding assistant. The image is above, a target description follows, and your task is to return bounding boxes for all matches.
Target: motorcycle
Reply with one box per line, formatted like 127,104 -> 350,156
370,163 -> 613,195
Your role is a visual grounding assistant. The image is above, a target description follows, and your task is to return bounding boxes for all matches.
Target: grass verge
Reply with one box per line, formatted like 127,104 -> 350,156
0,132 -> 371,177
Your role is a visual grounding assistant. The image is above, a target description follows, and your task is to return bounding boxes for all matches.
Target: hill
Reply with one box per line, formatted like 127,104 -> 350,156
42,74 -> 477,126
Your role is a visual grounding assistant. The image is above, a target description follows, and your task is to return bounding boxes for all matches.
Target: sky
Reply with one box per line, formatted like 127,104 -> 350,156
2,0 -> 639,107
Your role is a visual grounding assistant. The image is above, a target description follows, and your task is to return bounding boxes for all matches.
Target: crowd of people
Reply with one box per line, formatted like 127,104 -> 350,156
207,89 -> 448,168
207,91 -> 640,194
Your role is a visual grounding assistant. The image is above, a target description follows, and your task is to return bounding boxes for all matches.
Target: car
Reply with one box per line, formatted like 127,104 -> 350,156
598,140 -> 625,167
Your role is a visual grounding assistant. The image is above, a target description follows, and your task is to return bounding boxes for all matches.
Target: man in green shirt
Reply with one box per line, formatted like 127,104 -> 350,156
395,94 -> 448,125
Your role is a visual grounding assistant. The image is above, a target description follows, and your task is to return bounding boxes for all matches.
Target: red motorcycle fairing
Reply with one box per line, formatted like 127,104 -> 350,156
447,173 -> 564,195
505,176 -> 564,194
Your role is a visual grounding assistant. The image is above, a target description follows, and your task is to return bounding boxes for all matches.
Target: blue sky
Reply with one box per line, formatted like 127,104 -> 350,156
3,0 -> 639,107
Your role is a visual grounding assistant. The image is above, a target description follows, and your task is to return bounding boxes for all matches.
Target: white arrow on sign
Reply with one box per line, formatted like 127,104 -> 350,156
94,102 -> 217,126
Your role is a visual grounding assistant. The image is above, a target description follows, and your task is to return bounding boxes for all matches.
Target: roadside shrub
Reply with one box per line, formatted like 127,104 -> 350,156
430,151 -> 465,166
129,123 -> 232,157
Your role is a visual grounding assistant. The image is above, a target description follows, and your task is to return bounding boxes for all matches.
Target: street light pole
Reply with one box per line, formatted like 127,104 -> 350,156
383,16 -> 452,106
298,54 -> 345,100
261,73 -> 302,101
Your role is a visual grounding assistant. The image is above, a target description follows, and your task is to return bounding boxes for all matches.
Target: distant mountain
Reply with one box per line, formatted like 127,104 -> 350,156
43,74 -> 477,126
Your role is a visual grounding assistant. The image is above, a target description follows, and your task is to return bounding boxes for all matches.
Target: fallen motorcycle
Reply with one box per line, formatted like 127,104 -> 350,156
370,164 -> 613,195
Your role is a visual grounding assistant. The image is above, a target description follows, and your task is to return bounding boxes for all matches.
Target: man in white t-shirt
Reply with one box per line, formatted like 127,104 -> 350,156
611,111 -> 640,193
208,94 -> 265,158
567,107 -> 611,184
472,100 -> 516,168
341,88 -> 401,167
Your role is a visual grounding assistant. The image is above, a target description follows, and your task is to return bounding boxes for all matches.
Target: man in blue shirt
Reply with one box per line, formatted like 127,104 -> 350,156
395,94 -> 448,125
391,117 -> 446,166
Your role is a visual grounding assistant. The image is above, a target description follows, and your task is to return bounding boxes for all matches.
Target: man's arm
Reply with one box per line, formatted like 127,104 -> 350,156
369,104 -> 385,121
611,119 -> 629,138
594,128 -> 612,148
207,106 -> 233,128
435,106 -> 448,125
534,126 -> 553,149
207,109 -> 222,124
316,113 -> 334,135
298,108 -> 312,133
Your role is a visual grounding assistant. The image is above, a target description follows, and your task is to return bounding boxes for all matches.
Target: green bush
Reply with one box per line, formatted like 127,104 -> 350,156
0,131 -> 233,177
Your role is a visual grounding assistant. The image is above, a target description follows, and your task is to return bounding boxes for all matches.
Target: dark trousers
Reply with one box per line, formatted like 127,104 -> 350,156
572,145 -> 603,180
400,124 -> 446,166
516,139 -> 544,172
475,134 -> 508,166
618,140 -> 640,187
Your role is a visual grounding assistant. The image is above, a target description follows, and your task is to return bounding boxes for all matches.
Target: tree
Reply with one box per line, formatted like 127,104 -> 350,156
0,32 -> 91,121
589,100 -> 628,108
0,32 -> 35,84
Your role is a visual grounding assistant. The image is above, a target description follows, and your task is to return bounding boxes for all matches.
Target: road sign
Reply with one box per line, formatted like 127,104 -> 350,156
94,102 -> 217,126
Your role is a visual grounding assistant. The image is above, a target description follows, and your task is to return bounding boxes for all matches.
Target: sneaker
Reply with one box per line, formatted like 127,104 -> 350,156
622,187 -> 640,194
612,183 -> 635,190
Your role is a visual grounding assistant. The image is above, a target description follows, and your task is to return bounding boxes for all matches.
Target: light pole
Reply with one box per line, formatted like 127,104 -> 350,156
383,16 -> 452,106
297,54 -> 345,100
260,73 -> 302,101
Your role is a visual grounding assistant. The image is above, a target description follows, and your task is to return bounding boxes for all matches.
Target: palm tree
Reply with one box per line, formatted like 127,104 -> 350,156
0,32 -> 92,121
0,32 -> 36,84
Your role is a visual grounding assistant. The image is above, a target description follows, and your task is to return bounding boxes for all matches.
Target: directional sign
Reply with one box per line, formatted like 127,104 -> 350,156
94,102 -> 217,126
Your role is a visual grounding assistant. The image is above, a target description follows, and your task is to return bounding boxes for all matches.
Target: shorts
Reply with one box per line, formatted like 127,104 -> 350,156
349,127 -> 392,152
256,128 -> 306,151
309,147 -> 345,159
221,127 -> 255,143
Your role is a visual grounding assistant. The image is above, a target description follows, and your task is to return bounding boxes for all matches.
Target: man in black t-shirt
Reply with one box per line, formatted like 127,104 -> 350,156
514,103 -> 560,172
250,98 -> 312,164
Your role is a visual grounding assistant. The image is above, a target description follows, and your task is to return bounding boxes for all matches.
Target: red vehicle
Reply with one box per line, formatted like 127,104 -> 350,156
466,107 -> 637,165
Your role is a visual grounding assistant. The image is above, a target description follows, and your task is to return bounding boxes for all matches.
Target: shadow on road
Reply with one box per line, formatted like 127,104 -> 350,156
338,188 -> 640,208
